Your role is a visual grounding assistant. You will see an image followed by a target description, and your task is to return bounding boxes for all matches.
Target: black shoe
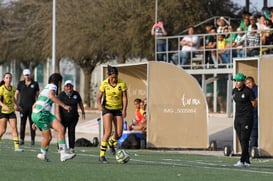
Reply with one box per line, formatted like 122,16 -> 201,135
31,140 -> 35,146
99,156 -> 108,164
19,140 -> 24,145
109,145 -> 116,155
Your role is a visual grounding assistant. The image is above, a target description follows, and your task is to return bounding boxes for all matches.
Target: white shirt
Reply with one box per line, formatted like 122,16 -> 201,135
181,35 -> 199,51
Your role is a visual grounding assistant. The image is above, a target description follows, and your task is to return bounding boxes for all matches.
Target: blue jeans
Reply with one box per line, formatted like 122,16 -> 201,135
237,49 -> 245,58
219,52 -> 231,64
156,43 -> 166,61
172,51 -> 193,65
247,49 -> 259,57
249,111 -> 258,149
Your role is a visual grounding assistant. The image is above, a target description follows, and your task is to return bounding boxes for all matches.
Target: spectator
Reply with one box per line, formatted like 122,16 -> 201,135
245,24 -> 260,57
234,27 -> 246,57
15,69 -> 39,146
240,11 -> 251,28
151,17 -> 169,61
216,34 -> 231,64
217,17 -> 228,33
258,15 -> 270,31
0,72 -> 24,152
172,26 -> 200,66
200,25 -> 217,65
248,16 -> 260,34
260,18 -> 273,46
225,25 -> 237,57
262,6 -> 271,19
245,76 -> 258,151
240,16 -> 250,32
56,80 -> 85,154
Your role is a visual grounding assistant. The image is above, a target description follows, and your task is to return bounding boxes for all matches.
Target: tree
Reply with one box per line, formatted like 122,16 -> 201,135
0,0 -> 52,80
0,0 -> 240,107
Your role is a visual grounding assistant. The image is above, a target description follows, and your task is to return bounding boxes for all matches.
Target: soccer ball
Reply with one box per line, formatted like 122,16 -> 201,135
115,149 -> 130,164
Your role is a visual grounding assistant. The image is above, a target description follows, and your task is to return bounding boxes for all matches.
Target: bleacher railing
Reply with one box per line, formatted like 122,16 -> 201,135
155,29 -> 273,70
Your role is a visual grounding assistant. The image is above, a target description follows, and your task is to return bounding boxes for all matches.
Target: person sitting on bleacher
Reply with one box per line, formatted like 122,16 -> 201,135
172,26 -> 200,66
216,34 -> 231,65
245,24 -> 260,57
248,16 -> 260,34
225,25 -> 237,58
240,15 -> 250,32
234,27 -> 246,57
200,25 -> 217,65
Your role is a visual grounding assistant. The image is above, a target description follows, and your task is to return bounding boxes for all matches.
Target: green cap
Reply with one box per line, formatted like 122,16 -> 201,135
233,73 -> 246,81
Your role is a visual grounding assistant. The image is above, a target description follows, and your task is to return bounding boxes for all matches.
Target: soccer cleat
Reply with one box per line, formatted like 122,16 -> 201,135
233,161 -> 245,168
98,156 -> 108,164
37,153 -> 50,162
14,148 -> 24,152
60,152 -> 76,162
31,140 -> 35,146
108,144 -> 116,155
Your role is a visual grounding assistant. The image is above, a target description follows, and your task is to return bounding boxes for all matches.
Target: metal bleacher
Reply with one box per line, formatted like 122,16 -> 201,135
154,16 -> 273,114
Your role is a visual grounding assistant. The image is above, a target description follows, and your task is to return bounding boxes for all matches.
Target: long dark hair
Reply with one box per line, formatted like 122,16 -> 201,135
107,65 -> 118,75
48,73 -> 63,95
0,80 -> 4,86
0,72 -> 12,86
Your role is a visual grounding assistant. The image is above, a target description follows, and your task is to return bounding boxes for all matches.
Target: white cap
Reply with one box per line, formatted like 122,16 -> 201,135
23,69 -> 31,75
64,80 -> 73,86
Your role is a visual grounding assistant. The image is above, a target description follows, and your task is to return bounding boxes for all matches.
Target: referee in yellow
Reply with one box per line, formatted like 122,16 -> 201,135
97,65 -> 128,163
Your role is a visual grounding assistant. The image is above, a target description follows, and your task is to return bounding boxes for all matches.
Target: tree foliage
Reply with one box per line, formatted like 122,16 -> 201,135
0,0 -> 241,107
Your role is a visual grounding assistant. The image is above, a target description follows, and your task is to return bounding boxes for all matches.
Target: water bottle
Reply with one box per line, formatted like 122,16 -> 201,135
123,120 -> 127,131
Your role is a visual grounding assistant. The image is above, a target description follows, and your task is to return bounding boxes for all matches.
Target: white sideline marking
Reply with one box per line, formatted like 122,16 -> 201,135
3,144 -> 273,175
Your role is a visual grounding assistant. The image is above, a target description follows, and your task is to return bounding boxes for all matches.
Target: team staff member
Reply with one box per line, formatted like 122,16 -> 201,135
15,69 -> 39,146
0,72 -> 23,152
232,73 -> 256,168
56,80 -> 85,153
31,73 -> 76,162
97,65 -> 128,163
245,76 -> 258,150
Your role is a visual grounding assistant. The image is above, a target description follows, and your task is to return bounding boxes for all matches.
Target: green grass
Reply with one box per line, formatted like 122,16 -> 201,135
1,139 -> 273,181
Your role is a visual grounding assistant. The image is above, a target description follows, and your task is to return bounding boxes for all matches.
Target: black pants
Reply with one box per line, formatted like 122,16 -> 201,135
61,116 -> 79,149
234,118 -> 253,163
20,109 -> 35,142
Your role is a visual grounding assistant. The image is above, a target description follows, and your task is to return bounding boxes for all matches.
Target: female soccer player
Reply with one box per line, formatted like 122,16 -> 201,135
97,65 -> 128,163
31,73 -> 76,162
0,72 -> 23,152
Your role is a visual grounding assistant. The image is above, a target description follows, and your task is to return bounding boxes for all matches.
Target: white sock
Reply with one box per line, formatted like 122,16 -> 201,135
59,143 -> 66,154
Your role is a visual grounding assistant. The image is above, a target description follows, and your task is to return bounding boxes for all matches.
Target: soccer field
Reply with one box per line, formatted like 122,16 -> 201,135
1,139 -> 273,181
